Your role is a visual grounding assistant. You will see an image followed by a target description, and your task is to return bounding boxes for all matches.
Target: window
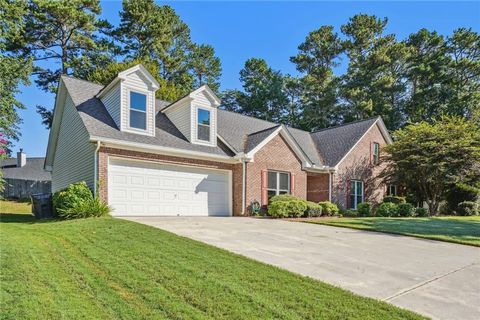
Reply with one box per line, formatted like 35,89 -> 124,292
373,143 -> 380,165
129,91 -> 147,130
267,171 -> 290,201
197,108 -> 210,141
387,184 -> 397,196
349,180 -> 364,210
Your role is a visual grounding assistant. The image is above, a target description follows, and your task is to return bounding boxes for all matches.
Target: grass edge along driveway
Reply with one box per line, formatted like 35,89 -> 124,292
302,216 -> 480,247
1,212 -> 425,320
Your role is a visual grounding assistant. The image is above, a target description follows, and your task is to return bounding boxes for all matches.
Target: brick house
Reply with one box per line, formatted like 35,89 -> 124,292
45,64 -> 393,216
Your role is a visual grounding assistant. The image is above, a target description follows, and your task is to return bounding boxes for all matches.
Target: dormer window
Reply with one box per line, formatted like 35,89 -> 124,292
129,91 -> 147,130
197,108 -> 211,142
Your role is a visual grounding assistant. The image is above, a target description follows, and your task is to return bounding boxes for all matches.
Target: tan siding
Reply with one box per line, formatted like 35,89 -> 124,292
121,70 -> 155,136
52,95 -> 96,192
101,83 -> 121,128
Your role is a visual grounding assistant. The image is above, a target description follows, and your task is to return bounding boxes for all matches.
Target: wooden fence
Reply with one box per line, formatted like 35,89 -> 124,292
2,178 -> 51,199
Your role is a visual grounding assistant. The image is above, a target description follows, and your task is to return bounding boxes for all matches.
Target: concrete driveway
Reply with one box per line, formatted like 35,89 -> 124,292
122,216 -> 480,320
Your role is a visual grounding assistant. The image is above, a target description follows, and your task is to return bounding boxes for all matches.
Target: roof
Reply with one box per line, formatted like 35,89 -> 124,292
61,76 -> 234,158
310,117 -> 380,167
0,157 -> 51,181
59,75 -> 390,168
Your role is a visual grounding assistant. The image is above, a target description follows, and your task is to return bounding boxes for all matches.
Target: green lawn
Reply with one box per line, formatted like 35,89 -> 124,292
0,201 -> 424,320
0,199 -> 31,214
303,216 -> 480,247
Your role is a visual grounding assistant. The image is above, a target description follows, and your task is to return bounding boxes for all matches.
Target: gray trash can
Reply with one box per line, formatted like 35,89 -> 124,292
31,193 -> 53,219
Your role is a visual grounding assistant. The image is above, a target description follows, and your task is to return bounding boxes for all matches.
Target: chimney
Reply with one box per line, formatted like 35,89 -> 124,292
17,148 -> 26,167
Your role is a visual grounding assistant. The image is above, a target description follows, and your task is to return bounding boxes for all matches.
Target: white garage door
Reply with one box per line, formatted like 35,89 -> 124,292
108,158 -> 231,216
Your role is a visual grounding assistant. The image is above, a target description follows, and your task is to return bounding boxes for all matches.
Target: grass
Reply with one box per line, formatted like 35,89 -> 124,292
303,216 -> 480,247
0,201 -> 424,320
0,199 -> 31,214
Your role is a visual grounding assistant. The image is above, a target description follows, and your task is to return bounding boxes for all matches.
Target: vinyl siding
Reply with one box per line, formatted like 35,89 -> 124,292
100,83 -> 121,128
121,70 -> 155,136
52,95 -> 96,192
191,91 -> 217,147
165,100 -> 191,141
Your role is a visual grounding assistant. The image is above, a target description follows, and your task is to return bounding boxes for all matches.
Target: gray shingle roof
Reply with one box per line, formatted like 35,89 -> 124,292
0,157 -> 51,181
60,75 -> 384,168
310,117 -> 380,167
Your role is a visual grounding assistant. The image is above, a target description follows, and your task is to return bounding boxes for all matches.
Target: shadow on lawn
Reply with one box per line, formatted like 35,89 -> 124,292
0,213 -> 58,224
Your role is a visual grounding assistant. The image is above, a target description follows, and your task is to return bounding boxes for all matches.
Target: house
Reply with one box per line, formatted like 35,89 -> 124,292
1,150 -> 51,199
45,64 -> 393,216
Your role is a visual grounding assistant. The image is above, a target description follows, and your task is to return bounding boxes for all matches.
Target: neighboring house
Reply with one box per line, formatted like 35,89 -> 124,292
1,150 -> 51,199
45,64 -> 393,217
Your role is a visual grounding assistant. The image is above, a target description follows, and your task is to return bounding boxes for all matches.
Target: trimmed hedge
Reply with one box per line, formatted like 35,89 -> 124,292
305,201 -> 323,217
270,194 -> 298,203
376,202 -> 398,217
343,209 -> 357,217
318,201 -> 339,216
268,200 -> 307,218
357,202 -> 371,217
383,196 -> 406,204
397,203 -> 415,217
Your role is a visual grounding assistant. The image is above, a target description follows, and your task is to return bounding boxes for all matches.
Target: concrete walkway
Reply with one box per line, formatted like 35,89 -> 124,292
122,216 -> 480,320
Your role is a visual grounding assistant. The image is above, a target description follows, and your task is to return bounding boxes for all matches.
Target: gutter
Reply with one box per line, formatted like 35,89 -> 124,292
93,141 -> 101,197
242,158 -> 247,215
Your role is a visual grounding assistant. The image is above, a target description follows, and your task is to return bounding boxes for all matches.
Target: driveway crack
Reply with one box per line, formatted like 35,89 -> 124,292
384,262 -> 479,302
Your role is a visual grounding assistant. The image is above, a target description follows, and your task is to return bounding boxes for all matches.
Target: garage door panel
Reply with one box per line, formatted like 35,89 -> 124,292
108,159 -> 231,216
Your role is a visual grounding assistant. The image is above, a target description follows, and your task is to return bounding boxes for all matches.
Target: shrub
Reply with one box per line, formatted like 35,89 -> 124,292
356,202 -> 371,217
397,203 -> 415,217
305,201 -> 323,217
376,202 -> 398,217
456,201 -> 479,216
270,194 -> 298,203
53,182 -> 93,215
446,183 -> 480,213
53,181 -> 111,219
267,200 -> 307,218
415,207 -> 428,217
318,201 -> 339,216
268,201 -> 289,218
383,196 -> 406,204
343,209 -> 357,217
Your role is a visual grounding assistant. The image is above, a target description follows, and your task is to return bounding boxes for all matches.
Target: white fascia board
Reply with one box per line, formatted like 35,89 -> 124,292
303,165 -> 336,173
161,96 -> 193,114
377,117 -> 393,144
246,126 -> 312,167
118,64 -> 160,89
217,134 -> 238,154
96,77 -> 120,99
44,79 -> 67,169
190,84 -> 221,106
90,136 -> 240,164
333,118 -> 390,170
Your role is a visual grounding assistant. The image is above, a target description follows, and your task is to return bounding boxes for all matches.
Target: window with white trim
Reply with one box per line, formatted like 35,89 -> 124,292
267,171 -> 290,201
197,108 -> 211,142
349,180 -> 364,210
129,91 -> 147,130
387,184 -> 397,196
373,142 -> 380,165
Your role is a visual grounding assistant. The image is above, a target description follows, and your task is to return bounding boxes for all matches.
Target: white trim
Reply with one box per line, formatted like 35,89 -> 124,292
218,134 -> 238,154
93,141 -> 101,197
334,118 -> 392,170
107,155 -> 233,216
241,159 -> 246,215
245,125 -> 312,168
97,64 -> 159,98
349,180 -> 364,210
91,136 -> 239,164
193,106 -> 215,146
123,87 -> 154,136
161,84 -> 221,114
328,172 -> 332,202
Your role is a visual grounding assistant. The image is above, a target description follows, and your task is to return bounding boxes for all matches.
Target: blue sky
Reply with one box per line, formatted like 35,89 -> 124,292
14,1 -> 480,157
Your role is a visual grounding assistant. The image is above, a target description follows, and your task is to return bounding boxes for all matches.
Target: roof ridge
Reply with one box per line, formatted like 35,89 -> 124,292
217,108 -> 310,134
310,116 -> 380,134
61,74 -> 105,88
246,124 -> 281,137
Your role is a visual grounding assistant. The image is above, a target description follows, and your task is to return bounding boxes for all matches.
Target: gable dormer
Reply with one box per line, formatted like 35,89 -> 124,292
97,64 -> 159,136
162,85 -> 221,147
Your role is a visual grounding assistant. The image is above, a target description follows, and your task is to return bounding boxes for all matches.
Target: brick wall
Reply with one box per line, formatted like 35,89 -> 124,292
245,134 -> 307,212
97,147 -> 244,215
307,173 -> 330,202
332,123 -> 388,209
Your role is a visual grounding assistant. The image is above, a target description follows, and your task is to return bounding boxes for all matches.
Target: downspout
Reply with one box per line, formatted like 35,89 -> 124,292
242,159 -> 247,215
93,141 -> 101,197
328,171 -> 333,202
